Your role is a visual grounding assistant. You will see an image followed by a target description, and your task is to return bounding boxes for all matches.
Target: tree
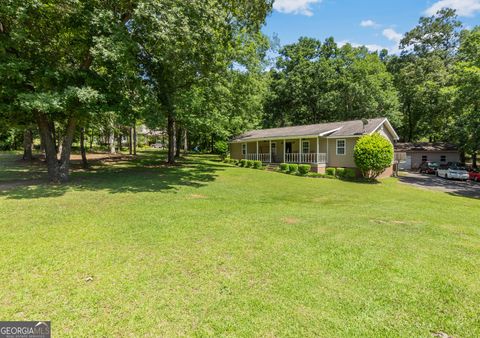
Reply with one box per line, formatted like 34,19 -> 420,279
0,1 -> 136,182
354,133 -> 394,179
264,37 -> 400,128
131,0 -> 272,163
390,8 -> 463,141
453,26 -> 480,167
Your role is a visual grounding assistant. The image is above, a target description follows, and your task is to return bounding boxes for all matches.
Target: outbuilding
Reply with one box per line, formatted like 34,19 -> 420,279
395,143 -> 460,170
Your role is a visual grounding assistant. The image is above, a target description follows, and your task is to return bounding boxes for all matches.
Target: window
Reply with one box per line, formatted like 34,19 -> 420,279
336,139 -> 346,155
422,155 -> 428,162
302,141 -> 310,154
271,142 -> 277,155
242,144 -> 247,156
440,155 -> 446,162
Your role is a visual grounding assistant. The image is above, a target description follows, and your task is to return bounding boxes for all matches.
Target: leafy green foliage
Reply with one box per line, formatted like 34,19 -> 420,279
279,163 -> 289,172
354,134 -> 394,179
287,164 -> 298,174
298,164 -> 311,175
264,37 -> 400,128
253,160 -> 262,169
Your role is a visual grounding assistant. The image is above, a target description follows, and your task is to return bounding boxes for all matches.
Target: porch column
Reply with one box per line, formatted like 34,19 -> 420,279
316,137 -> 320,163
299,138 -> 302,163
269,140 -> 272,163
326,138 -> 329,164
283,139 -> 286,163
256,141 -> 259,161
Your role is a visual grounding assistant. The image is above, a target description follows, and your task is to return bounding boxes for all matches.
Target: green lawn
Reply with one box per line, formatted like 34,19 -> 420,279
0,151 -> 479,336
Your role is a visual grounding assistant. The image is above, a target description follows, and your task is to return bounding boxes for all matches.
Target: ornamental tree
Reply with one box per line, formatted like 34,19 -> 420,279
354,133 -> 394,179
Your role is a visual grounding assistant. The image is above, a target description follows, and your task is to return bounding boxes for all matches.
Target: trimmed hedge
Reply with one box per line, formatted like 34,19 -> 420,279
239,159 -> 247,167
336,167 -> 345,177
343,168 -> 356,179
253,160 -> 262,169
287,164 -> 298,174
325,167 -> 336,176
246,160 -> 254,168
279,163 -> 289,172
298,164 -> 311,176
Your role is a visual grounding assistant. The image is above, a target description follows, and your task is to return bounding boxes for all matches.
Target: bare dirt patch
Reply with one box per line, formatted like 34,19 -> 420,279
189,194 -> 208,199
282,217 -> 300,225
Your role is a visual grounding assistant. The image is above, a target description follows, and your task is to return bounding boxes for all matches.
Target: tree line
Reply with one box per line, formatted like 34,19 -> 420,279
264,9 -> 479,165
1,3 -> 479,183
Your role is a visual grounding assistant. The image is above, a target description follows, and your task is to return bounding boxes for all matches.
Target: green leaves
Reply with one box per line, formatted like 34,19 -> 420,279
354,133 -> 394,179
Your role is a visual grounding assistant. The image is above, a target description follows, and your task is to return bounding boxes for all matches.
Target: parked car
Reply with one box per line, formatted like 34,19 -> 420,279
469,169 -> 480,182
419,161 -> 439,174
436,163 -> 469,181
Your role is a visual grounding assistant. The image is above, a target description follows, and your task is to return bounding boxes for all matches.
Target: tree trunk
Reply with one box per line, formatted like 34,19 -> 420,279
36,113 -> 60,182
129,127 -> 133,155
80,127 -> 88,169
22,129 -> 33,161
167,114 -> 176,164
472,152 -> 477,169
89,129 -> 94,150
183,129 -> 188,154
58,117 -> 77,182
175,126 -> 182,158
109,130 -> 116,154
36,113 -> 76,183
133,124 -> 137,156
117,133 -> 122,153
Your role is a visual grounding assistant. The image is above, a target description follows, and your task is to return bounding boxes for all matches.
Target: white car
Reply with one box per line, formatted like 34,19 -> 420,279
436,164 -> 469,181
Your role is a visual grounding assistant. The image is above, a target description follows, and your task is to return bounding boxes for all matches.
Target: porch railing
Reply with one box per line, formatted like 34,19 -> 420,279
246,153 -> 270,162
285,153 -> 327,164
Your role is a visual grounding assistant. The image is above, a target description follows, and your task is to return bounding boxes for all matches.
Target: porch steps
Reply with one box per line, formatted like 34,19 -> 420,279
265,163 -> 280,172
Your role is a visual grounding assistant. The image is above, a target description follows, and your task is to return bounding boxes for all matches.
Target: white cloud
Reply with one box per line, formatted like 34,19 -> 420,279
338,40 -> 388,52
360,20 -> 378,28
273,0 -> 321,16
382,28 -> 403,43
425,0 -> 480,17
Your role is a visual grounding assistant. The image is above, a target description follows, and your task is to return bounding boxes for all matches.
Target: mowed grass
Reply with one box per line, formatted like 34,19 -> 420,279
0,151 -> 479,337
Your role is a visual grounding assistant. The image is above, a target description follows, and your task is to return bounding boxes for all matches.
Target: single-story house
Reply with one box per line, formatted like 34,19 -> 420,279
229,117 -> 399,176
395,143 -> 460,170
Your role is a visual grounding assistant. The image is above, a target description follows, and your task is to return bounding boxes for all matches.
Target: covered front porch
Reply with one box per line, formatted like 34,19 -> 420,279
242,138 -> 328,164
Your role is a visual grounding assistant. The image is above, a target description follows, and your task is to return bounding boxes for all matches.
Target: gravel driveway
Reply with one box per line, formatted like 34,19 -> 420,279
398,171 -> 480,199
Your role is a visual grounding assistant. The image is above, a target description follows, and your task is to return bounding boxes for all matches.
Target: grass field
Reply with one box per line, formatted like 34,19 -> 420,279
0,151 -> 479,336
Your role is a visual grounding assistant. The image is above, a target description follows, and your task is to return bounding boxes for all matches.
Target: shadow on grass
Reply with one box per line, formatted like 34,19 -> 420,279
0,152 -> 228,200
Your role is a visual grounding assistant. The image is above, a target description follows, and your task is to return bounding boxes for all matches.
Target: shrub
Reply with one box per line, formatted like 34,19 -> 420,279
232,159 -> 239,165
325,167 -> 336,176
239,159 -> 247,167
343,168 -> 357,179
279,163 -> 289,172
213,140 -> 229,159
253,160 -> 262,169
298,164 -> 311,176
354,133 -> 394,179
246,160 -> 254,168
336,167 -> 345,178
287,164 -> 298,174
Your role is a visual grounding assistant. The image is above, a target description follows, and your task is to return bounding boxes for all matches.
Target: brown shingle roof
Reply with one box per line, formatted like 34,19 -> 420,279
395,142 -> 458,152
231,118 -> 393,142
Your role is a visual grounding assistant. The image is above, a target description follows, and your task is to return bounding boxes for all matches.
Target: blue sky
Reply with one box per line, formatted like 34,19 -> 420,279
263,0 -> 480,53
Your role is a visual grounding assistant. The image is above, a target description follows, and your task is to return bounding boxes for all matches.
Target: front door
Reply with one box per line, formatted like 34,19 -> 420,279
285,142 -> 292,153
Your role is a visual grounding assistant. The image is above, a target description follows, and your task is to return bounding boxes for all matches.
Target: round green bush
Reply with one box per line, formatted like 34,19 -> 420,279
336,167 -> 345,177
213,140 -> 229,159
246,160 -> 254,168
325,167 -> 336,176
354,133 -> 393,179
279,163 -> 289,172
298,164 -> 311,176
239,159 -> 247,167
287,164 -> 298,174
253,160 -> 262,169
